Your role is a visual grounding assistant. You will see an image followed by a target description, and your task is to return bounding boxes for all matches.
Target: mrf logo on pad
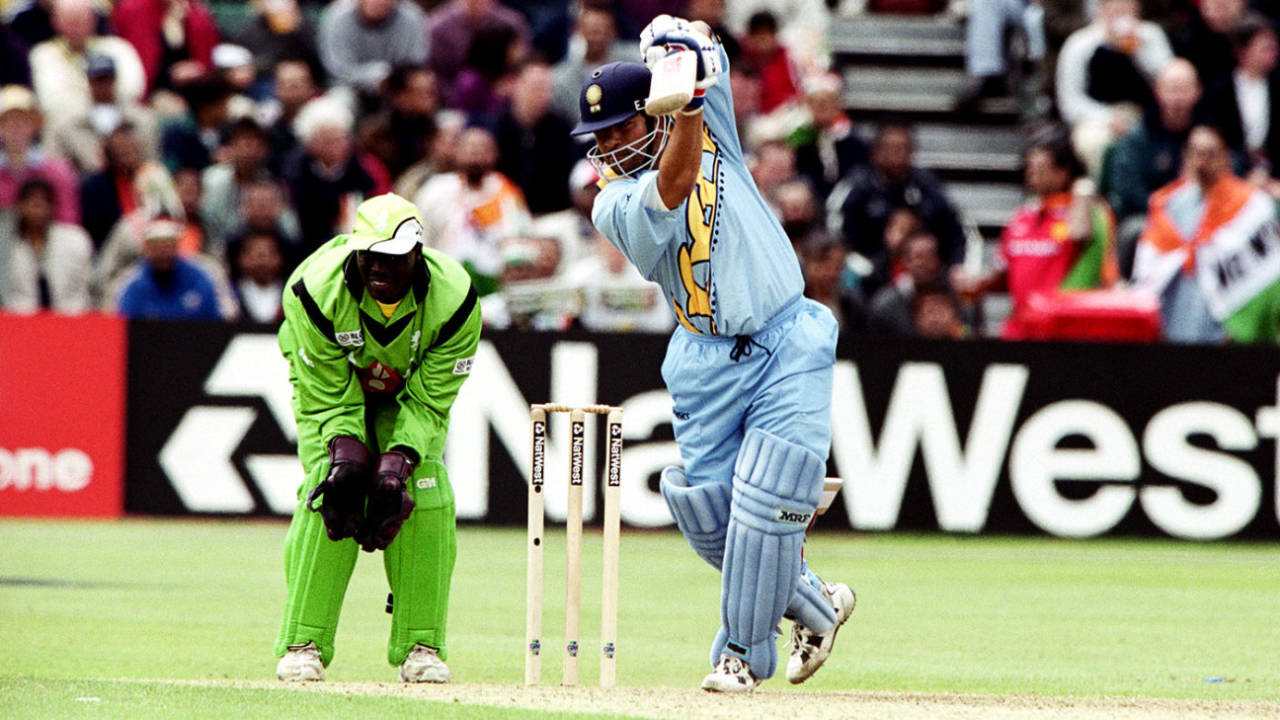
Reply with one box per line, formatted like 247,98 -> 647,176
774,507 -> 813,525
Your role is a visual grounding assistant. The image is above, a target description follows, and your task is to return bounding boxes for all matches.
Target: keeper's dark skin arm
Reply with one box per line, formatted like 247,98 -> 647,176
656,21 -> 713,210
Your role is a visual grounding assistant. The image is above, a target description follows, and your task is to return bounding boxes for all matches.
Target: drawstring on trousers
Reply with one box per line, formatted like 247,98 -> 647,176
729,335 -> 772,362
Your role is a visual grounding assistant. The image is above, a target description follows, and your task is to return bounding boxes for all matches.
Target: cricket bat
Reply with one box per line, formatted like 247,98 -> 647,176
644,49 -> 697,116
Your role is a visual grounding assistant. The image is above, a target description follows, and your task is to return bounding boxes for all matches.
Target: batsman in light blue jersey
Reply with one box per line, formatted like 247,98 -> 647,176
571,15 -> 856,692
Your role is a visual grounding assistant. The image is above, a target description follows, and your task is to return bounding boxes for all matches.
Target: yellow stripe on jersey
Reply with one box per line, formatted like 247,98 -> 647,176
676,127 -> 720,333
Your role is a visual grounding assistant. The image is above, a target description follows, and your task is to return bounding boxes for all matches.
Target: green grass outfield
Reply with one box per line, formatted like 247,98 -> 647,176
1,519 -> 1277,718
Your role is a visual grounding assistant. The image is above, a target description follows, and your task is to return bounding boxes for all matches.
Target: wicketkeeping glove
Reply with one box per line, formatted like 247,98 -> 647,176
357,449 -> 417,552
306,436 -> 373,542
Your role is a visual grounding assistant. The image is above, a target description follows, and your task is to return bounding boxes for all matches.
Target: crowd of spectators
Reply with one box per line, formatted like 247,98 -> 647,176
951,0 -> 1280,343
1,0 -> 1278,343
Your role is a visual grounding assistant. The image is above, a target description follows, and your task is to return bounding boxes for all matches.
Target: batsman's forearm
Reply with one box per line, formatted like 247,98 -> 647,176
657,113 -> 704,209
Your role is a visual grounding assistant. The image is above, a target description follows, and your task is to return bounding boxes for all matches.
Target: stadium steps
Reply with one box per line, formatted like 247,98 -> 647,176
830,11 -> 1030,240
832,9 -> 1036,333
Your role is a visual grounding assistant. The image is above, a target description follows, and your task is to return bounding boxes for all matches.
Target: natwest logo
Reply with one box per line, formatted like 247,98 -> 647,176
0,447 -> 94,492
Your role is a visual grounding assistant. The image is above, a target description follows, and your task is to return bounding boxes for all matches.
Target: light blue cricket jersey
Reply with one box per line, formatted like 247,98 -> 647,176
590,46 -> 804,337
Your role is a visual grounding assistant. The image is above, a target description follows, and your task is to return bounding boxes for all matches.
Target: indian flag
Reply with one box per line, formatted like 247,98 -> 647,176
1134,178 -> 1280,343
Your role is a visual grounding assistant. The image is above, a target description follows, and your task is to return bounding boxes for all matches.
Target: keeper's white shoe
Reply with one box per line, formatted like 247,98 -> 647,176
786,581 -> 856,684
399,643 -> 452,683
276,641 -> 324,682
700,653 -> 760,692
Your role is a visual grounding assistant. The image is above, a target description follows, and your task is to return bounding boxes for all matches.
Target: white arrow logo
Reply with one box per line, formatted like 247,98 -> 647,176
160,406 -> 257,513
159,334 -> 303,514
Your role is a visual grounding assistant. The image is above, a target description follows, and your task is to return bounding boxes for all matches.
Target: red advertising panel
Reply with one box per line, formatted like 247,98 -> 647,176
0,313 -> 126,517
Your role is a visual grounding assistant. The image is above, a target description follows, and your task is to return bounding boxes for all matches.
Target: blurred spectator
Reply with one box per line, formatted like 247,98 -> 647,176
1055,0 -> 1173,176
787,73 -> 868,200
728,66 -> 762,141
228,229 -> 286,323
318,0 -> 427,97
233,0 -> 324,91
552,3 -> 631,124
172,166 -> 208,255
724,0 -> 828,68
8,0 -> 106,50
499,235 -> 562,286
564,232 -> 676,333
955,0 -> 1046,109
427,0 -> 530,98
1170,0 -> 1245,91
532,157 -> 602,273
1102,57 -> 1202,267
29,0 -> 146,125
360,65 -> 440,180
212,43 -> 260,118
860,205 -> 928,292
1132,124 -> 1280,343
612,0 -> 686,44
749,140 -> 797,205
447,22 -> 523,118
953,131 -> 1119,339
1252,0 -> 1280,27
414,125 -> 531,296
258,59 -> 317,173
1199,11 -> 1280,194
160,73 -> 232,173
0,85 -> 79,224
828,122 -> 965,294
0,20 -> 31,87
111,0 -> 221,94
494,59 -> 576,215
46,54 -> 160,174
513,0 -> 571,64
200,117 -> 275,256
0,178 -> 93,313
913,291 -> 971,339
803,234 -> 867,333
81,121 -> 180,248
868,229 -> 949,336
1038,0 -> 1090,101
393,108 -> 465,201
111,215 -> 227,319
284,94 -> 388,252
224,178 -> 301,256
774,177 -> 824,255
738,11 -> 801,114
685,0 -> 742,62
97,165 -> 237,316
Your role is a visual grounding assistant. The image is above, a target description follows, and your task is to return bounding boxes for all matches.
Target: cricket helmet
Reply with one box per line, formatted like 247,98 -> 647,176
573,62 -> 671,180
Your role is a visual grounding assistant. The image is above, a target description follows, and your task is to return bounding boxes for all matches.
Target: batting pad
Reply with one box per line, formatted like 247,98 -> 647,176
720,428 -> 824,680
659,466 -> 731,570
663,466 -> 838,637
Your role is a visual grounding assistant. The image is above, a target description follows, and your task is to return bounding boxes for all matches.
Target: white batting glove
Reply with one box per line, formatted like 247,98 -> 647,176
639,15 -> 721,91
639,14 -> 684,65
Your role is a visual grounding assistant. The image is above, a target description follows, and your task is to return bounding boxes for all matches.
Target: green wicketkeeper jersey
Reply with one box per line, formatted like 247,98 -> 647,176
278,235 -> 481,460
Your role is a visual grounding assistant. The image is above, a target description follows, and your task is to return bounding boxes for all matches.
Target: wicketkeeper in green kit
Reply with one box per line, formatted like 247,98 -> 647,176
273,193 -> 480,683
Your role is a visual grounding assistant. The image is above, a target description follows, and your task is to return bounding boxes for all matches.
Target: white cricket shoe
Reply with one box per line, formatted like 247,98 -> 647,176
700,653 -> 759,692
276,641 -> 324,682
786,581 -> 855,684
399,643 -> 452,683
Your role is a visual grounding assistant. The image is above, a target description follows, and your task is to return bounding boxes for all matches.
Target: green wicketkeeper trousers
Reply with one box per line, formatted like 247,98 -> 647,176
275,407 -> 457,667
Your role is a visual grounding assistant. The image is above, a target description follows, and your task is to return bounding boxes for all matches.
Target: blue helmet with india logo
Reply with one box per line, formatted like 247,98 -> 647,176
572,62 -> 671,179
572,61 -> 651,135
